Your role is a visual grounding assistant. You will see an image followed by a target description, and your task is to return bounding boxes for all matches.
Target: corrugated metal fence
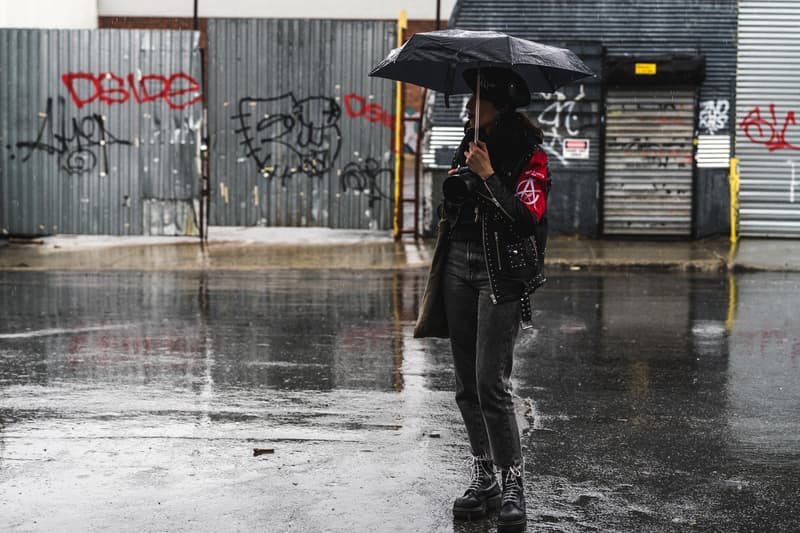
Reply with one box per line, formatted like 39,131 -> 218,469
736,0 -> 800,237
0,29 -> 203,236
207,19 -> 396,230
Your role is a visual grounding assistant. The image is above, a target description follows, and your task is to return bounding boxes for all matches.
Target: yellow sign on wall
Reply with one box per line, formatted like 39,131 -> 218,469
635,63 -> 657,75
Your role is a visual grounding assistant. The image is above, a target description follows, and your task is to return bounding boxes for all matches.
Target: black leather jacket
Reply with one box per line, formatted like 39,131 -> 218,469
442,113 -> 549,324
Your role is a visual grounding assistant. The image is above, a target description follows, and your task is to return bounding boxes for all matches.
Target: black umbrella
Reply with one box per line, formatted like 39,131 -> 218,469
369,29 -> 595,142
370,29 -> 594,96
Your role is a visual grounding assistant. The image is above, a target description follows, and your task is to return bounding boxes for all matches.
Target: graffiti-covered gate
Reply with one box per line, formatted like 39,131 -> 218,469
0,29 -> 203,236
736,1 -> 800,237
603,89 -> 697,236
207,19 -> 396,230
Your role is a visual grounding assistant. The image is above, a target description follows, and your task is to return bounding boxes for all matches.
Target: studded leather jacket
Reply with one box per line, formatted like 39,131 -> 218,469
442,113 -> 549,325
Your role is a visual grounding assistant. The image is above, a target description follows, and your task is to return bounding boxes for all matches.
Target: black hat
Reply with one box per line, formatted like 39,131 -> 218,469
463,67 -> 531,109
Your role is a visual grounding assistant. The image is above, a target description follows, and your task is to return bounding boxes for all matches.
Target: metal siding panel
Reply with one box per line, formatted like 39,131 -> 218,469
604,89 -> 695,235
207,18 -> 395,230
98,30 -> 109,234
0,28 -> 202,236
736,0 -> 800,237
9,30 -> 25,235
0,31 -> 7,234
5,30 -> 44,236
11,30 -> 26,235
330,20 -> 346,228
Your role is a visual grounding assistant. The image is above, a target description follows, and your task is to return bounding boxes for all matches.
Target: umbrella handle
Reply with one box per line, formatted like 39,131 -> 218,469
474,69 -> 480,144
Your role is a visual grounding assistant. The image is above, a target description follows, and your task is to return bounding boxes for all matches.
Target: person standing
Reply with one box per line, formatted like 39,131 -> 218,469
418,67 -> 549,533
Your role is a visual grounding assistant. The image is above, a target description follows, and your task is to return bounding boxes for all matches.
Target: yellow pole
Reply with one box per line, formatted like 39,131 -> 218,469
726,156 -> 740,333
393,10 -> 408,240
729,157 -> 740,245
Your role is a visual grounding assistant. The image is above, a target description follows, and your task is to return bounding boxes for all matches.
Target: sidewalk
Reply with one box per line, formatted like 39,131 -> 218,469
730,239 -> 800,272
1,227 -> 798,272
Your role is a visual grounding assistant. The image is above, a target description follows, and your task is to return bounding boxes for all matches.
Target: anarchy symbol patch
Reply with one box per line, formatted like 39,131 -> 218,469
515,177 -> 540,206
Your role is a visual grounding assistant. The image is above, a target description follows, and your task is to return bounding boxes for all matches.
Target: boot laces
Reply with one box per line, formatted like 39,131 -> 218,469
466,455 -> 493,492
502,465 -> 523,505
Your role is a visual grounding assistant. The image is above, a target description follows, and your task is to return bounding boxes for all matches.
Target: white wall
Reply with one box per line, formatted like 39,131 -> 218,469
98,0 -> 456,20
0,0 -> 97,28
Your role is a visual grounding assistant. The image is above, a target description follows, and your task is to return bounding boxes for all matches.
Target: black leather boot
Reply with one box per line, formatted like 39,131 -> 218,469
452,455 -> 501,520
498,465 -> 526,532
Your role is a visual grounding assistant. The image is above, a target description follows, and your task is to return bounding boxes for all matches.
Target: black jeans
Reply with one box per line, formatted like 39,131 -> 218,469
443,239 -> 522,468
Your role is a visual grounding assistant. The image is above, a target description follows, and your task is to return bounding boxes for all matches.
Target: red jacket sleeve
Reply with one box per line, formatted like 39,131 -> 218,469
513,150 -> 548,221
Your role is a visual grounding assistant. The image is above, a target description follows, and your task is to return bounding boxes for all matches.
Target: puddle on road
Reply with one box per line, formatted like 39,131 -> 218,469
1,271 -> 799,425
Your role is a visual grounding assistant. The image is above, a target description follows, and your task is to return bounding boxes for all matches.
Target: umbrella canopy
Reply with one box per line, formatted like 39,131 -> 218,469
369,29 -> 595,97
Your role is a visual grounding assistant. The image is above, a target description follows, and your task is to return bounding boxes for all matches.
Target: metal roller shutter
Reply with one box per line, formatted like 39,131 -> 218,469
604,89 -> 696,236
736,0 -> 800,237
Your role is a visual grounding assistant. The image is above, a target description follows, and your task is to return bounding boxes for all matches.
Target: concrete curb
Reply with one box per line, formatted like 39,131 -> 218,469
544,258 -> 728,273
3,234 -> 800,273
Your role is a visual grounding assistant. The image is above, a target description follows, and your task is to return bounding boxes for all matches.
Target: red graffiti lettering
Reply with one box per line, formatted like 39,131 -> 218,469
99,73 -> 128,105
62,71 -> 202,110
165,73 -> 203,109
343,93 -> 394,130
343,93 -> 365,116
739,104 -> 800,152
366,104 -> 384,123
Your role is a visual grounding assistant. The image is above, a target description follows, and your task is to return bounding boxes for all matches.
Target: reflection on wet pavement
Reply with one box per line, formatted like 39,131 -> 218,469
1,271 -> 799,532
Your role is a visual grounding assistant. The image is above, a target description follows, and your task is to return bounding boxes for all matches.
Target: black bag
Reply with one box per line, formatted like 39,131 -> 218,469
413,219 -> 450,339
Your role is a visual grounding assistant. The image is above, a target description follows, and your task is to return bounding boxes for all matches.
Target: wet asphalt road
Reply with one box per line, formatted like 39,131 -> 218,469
1,270 -> 799,532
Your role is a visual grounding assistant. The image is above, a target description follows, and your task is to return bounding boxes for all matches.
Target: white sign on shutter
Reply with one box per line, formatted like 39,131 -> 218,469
563,138 -> 590,159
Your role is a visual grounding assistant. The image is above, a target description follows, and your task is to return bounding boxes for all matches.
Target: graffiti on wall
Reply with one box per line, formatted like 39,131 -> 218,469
233,91 -> 394,200
698,99 -> 730,135
14,96 -> 131,175
343,93 -> 394,131
620,139 -> 693,169
10,71 -> 201,176
62,72 -> 202,110
232,93 -> 343,183
536,84 -> 587,166
739,104 -> 800,152
339,158 -> 392,207
738,104 -> 799,204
